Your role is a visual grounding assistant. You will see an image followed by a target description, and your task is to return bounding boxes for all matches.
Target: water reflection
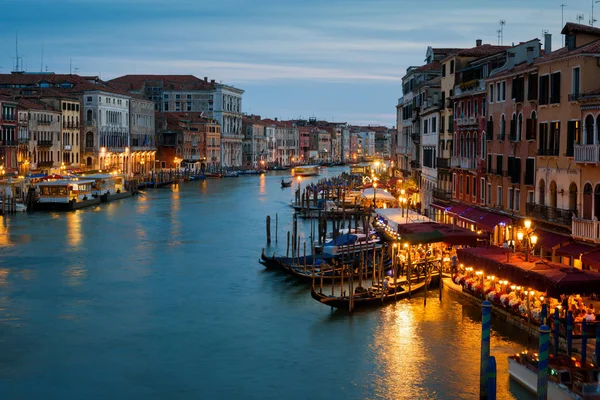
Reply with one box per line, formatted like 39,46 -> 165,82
66,211 -> 82,248
63,264 -> 86,287
0,217 -> 13,247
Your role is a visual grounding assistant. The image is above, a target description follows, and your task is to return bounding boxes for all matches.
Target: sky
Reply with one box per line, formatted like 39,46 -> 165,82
1,0 -> 597,127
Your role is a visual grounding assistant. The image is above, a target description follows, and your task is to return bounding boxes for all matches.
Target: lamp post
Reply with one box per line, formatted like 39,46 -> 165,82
373,181 -> 378,209
517,219 -> 538,262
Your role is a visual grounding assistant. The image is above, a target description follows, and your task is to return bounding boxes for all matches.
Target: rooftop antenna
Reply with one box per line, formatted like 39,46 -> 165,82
497,29 -> 502,45
40,42 -> 44,72
561,4 -> 566,46
577,14 -> 585,24
13,32 -> 22,72
592,0 -> 599,26
69,58 -> 72,74
499,20 -> 506,45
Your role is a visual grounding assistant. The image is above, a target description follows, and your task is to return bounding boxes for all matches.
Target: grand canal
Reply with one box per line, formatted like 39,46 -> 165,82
0,167 -> 534,399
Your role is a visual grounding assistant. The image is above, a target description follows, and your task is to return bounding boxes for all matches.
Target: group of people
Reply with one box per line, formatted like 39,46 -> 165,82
560,294 -> 596,322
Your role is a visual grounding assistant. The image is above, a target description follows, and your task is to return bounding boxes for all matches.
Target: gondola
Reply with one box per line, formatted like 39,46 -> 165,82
281,180 -> 293,188
310,279 -> 428,309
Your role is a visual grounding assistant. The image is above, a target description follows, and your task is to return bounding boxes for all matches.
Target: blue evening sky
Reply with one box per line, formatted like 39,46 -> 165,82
1,0 -> 596,126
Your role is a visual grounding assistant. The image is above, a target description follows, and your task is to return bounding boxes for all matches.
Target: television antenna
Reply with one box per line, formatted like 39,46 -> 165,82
499,20 -> 506,45
577,14 -> 585,24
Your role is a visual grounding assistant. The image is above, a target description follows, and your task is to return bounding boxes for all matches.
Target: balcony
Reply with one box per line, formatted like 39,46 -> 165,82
0,140 -> 17,146
410,160 -> 420,168
38,140 -> 53,147
572,217 -> 600,242
64,145 -> 72,151
436,157 -> 449,169
574,144 -> 600,164
454,79 -> 486,97
526,202 -> 575,226
456,116 -> 478,127
411,133 -> 420,143
450,156 -> 476,170
432,188 -> 451,201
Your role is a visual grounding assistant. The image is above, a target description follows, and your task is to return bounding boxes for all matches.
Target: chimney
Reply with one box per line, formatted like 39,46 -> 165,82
526,46 -> 535,64
544,33 -> 552,54
476,39 -> 482,47
204,77 -> 208,82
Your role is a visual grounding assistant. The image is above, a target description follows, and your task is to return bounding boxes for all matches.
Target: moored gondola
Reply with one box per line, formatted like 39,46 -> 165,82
310,279 -> 427,309
281,179 -> 292,188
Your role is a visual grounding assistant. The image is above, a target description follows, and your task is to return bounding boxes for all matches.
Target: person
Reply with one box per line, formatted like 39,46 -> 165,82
451,254 -> 458,274
589,303 -> 596,314
383,276 -> 389,292
585,309 -> 596,322
574,310 -> 584,323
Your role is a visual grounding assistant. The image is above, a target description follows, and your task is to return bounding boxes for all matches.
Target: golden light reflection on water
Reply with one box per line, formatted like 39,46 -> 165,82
0,268 -> 9,287
170,189 -> 181,243
0,217 -> 13,247
66,211 -> 82,248
63,264 -> 87,287
259,174 -> 266,194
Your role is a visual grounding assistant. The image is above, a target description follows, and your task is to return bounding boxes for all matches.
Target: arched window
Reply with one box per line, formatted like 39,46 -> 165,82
481,132 -> 487,159
595,184 -> 600,220
85,132 -> 94,148
569,182 -> 578,211
550,181 -> 557,209
86,109 -> 93,122
585,115 -> 594,145
511,113 -> 517,140
466,133 -> 471,158
584,183 -> 593,219
517,113 -> 523,141
539,179 -> 546,206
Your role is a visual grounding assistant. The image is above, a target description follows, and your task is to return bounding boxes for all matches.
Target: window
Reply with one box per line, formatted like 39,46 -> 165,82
509,188 -> 514,210
487,154 -> 492,173
572,67 -> 580,97
566,120 -> 578,156
526,111 -> 537,140
86,96 -> 92,102
466,176 -> 470,195
487,183 -> 492,205
550,72 -> 561,104
538,122 -> 549,154
528,190 -> 534,204
431,117 -> 437,133
497,186 -> 503,207
515,189 -> 520,211
175,94 -> 181,100
442,64 -> 446,77
549,121 -> 560,155
450,60 -> 455,74
467,101 -> 471,118
496,82 -> 501,102
512,77 -> 525,102
525,158 -> 535,185
164,94 -> 169,99
482,98 -> 486,117
474,100 -> 478,117
496,154 -> 503,175
489,84 -> 495,103
528,73 -> 538,101
539,75 -> 550,105
480,178 -> 485,203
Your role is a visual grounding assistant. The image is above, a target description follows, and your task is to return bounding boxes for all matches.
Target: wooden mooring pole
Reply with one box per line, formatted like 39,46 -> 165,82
266,215 -> 271,244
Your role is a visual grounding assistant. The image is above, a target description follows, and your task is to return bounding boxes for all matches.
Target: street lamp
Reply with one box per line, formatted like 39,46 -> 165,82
373,181 -> 378,208
517,219 -> 538,262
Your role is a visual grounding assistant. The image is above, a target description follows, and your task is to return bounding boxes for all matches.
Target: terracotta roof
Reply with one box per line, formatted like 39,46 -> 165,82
534,38 -> 600,64
0,73 -> 133,97
561,22 -> 600,36
487,61 -> 538,80
17,98 -> 56,111
108,75 -> 215,92
415,61 -> 441,72
432,48 -> 463,55
441,44 -> 511,63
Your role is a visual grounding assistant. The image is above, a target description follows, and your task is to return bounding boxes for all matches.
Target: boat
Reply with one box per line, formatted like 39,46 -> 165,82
83,173 -> 132,202
281,179 -> 293,188
34,179 -> 101,211
310,279 -> 427,309
508,350 -> 600,399
224,171 -> 239,178
315,232 -> 382,256
205,172 -> 222,178
239,169 -> 263,175
292,165 -> 320,177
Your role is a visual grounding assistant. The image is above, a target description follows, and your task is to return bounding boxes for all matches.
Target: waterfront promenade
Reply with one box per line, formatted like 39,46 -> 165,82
0,168 -> 533,399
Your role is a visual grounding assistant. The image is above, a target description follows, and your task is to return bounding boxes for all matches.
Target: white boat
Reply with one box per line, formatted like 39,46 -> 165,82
35,179 -> 101,211
292,165 -> 320,177
315,232 -> 382,256
508,351 -> 600,399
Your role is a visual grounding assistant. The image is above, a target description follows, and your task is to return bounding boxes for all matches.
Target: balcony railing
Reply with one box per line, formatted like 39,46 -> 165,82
436,157 -> 449,169
572,217 -> 600,243
86,120 -> 96,127
38,140 -> 53,147
450,156 -> 476,169
0,140 -> 17,146
456,116 -> 477,127
537,148 -> 559,156
526,202 -> 575,226
432,188 -> 451,201
454,79 -> 486,96
574,144 -> 600,163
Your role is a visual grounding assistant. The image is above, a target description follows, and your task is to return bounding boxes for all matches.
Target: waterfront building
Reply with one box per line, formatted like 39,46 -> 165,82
109,75 -> 244,167
0,96 -> 17,172
356,128 -> 375,159
298,126 -> 310,163
17,99 -> 61,174
485,39 -> 543,229
418,77 -> 441,215
279,121 -> 299,166
242,115 -> 267,168
39,96 -> 82,170
129,97 -> 156,176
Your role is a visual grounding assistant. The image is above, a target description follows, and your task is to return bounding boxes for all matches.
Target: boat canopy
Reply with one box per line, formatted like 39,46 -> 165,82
361,188 -> 397,202
325,234 -> 360,247
397,222 -> 480,246
457,246 -> 600,296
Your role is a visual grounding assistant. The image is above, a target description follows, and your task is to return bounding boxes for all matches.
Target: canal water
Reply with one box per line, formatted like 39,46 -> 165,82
0,167 -> 535,399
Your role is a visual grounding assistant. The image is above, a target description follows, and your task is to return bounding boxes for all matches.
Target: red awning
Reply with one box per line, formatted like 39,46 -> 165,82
431,202 -> 448,211
459,208 -> 488,224
556,242 -> 597,258
582,249 -> 600,271
534,229 -> 571,249
478,213 -> 512,231
397,222 -> 480,246
446,204 -> 471,216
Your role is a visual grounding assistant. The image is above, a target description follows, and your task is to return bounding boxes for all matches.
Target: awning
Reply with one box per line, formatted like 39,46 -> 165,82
430,202 -> 447,211
446,204 -> 471,216
582,249 -> 600,271
460,208 -> 488,224
361,188 -> 397,202
397,222 -> 480,246
458,246 -> 600,296
534,229 -> 571,249
555,242 -> 597,258
478,213 -> 512,231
